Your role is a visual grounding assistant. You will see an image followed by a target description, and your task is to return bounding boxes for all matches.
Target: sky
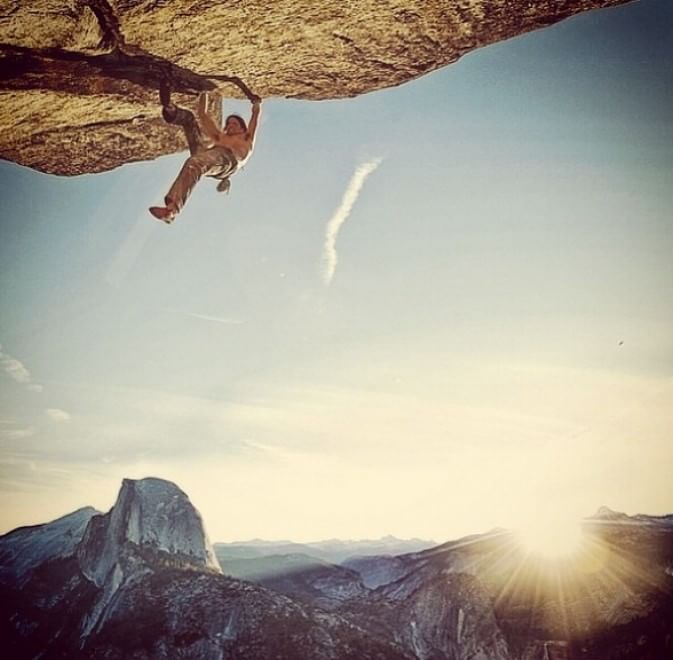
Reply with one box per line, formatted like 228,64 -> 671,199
1,0 -> 671,544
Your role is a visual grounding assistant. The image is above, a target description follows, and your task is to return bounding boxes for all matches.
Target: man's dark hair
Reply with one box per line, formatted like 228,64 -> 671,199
225,114 -> 247,131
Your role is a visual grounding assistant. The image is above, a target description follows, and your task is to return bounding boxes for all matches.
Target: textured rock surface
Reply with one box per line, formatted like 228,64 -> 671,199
82,570 -> 411,660
0,0 -> 632,175
1,479 -> 672,659
75,477 -> 221,637
343,554 -> 412,589
338,542 -> 512,660
0,477 -> 412,660
391,573 -> 511,660
78,477 -> 220,587
231,553 -> 369,611
338,520 -> 673,660
0,506 -> 98,582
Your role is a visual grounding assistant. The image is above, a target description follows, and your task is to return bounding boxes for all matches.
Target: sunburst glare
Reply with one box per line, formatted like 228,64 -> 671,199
515,516 -> 585,560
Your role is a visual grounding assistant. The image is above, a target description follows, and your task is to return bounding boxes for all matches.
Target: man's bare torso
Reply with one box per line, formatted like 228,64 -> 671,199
197,93 -> 261,165
213,132 -> 254,162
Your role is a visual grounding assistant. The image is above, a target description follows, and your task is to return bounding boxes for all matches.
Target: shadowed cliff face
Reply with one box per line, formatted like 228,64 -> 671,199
1,0 -> 632,176
0,478 -> 414,660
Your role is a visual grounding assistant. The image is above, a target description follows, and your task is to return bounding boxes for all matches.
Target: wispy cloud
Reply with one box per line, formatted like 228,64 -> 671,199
0,453 -> 86,494
165,308 -> 245,325
0,343 -> 43,393
322,157 -> 382,285
0,426 -> 36,440
46,409 -> 71,422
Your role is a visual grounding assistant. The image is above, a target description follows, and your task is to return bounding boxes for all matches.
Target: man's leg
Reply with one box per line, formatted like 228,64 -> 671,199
149,155 -> 207,222
165,153 -> 212,213
159,81 -> 203,155
149,149 -> 233,223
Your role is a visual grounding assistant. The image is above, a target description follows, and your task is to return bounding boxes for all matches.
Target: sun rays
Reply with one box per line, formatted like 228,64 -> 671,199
442,518 -> 671,652
515,517 -> 586,560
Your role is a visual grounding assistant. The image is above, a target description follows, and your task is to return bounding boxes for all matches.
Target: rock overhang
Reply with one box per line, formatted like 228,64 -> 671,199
0,0 -> 633,175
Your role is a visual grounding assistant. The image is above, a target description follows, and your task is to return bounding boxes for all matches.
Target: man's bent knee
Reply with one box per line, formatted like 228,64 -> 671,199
162,105 -> 178,123
184,157 -> 205,172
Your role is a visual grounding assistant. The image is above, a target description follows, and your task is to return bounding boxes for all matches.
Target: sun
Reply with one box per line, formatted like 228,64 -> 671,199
515,516 -> 585,560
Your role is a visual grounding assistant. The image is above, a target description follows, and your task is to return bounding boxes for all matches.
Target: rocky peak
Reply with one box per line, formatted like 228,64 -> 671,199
75,477 -> 221,638
0,505 -> 99,583
78,477 -> 220,587
591,505 -> 629,520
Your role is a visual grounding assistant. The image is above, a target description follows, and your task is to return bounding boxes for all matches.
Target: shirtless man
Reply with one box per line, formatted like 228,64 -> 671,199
149,85 -> 261,224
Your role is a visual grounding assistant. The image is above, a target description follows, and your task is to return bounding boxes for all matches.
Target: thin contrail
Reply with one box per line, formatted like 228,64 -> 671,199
322,158 -> 382,285
165,308 -> 245,325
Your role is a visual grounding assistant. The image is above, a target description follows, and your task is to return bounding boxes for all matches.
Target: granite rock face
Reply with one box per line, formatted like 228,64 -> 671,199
337,521 -> 673,660
0,477 -> 412,660
77,477 -> 220,588
2,479 -> 672,659
0,506 -> 99,583
0,0 -> 632,175
76,477 -> 222,637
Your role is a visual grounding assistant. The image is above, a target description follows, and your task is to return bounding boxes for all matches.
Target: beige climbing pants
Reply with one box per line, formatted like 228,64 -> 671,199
165,146 -> 237,212
162,105 -> 237,212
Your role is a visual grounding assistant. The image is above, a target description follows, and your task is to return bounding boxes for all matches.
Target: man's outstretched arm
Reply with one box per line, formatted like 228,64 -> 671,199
247,97 -> 262,142
197,92 -> 223,142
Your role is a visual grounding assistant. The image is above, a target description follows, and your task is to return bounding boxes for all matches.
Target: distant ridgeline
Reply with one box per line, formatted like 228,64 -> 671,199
0,0 -> 631,175
1,476 -> 672,659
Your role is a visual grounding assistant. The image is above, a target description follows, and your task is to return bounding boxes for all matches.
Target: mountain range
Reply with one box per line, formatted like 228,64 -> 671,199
1,477 -> 672,659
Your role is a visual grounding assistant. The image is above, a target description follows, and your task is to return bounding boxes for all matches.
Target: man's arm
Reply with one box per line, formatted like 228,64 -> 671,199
247,98 -> 262,142
197,92 -> 223,142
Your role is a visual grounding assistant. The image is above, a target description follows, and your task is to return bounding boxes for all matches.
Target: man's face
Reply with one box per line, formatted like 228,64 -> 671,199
225,117 -> 245,135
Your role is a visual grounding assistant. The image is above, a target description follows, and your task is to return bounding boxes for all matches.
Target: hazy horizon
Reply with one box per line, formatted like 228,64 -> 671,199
6,477 -> 667,546
1,0 -> 672,543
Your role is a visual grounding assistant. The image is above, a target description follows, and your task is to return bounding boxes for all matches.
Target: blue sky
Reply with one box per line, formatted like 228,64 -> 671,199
1,0 -> 671,542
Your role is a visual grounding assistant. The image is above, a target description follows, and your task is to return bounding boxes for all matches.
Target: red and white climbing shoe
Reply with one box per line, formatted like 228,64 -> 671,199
149,206 -> 176,224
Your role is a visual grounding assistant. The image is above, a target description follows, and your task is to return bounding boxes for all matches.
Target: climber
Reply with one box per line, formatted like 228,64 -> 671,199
149,82 -> 262,224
